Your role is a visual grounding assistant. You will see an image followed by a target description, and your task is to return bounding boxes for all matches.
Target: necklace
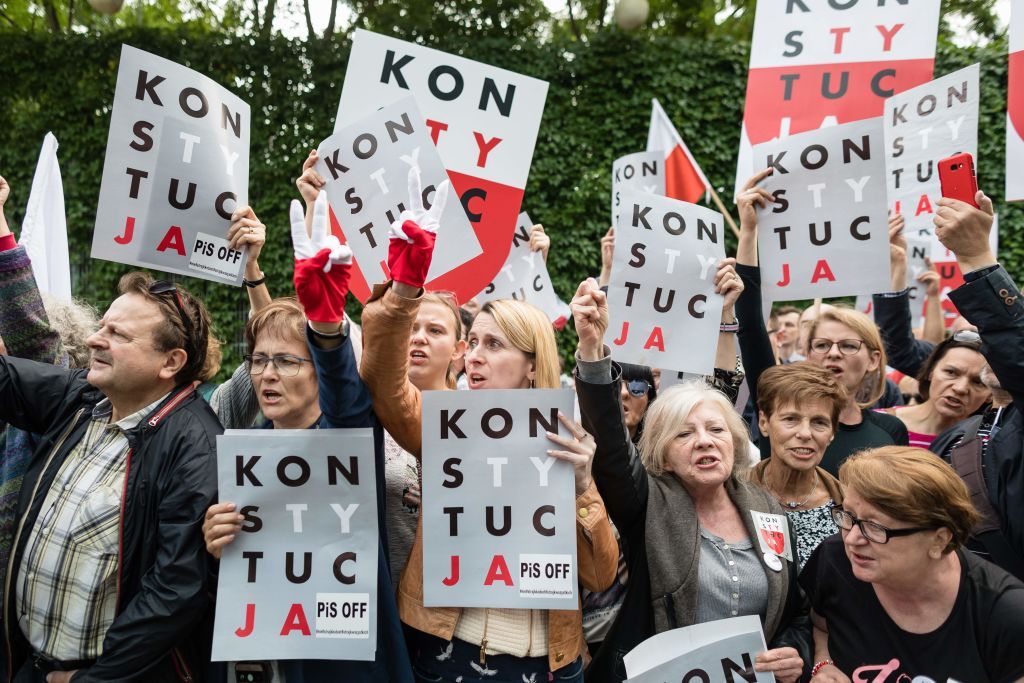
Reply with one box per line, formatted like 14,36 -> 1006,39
767,466 -> 819,510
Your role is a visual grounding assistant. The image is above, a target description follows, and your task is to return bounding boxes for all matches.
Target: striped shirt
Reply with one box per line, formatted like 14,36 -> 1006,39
16,394 -> 168,661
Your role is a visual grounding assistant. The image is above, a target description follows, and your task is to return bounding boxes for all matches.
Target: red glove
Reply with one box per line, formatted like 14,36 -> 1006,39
388,220 -> 438,289
387,167 -> 450,290
290,194 -> 353,324
294,248 -> 351,324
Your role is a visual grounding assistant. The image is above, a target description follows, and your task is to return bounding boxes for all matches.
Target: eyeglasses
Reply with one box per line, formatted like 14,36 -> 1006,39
245,353 -> 314,377
831,508 -> 934,544
626,379 -> 650,397
149,281 -> 194,343
808,338 -> 865,356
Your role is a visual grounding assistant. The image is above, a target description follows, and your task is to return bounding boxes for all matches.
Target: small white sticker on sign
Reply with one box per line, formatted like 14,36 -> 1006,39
518,554 -> 574,600
189,231 -> 245,280
314,593 -> 371,639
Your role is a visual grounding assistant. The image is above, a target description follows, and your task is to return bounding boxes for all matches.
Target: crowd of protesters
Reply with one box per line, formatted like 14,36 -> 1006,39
0,151 -> 1022,683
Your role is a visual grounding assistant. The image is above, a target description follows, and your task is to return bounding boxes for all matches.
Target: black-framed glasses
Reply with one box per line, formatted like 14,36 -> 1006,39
149,281 -> 194,342
809,338 -> 865,356
831,508 -> 934,544
245,353 -> 314,377
626,379 -> 651,397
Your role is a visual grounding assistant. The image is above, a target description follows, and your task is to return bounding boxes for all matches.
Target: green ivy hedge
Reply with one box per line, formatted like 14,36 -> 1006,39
0,29 -> 1018,374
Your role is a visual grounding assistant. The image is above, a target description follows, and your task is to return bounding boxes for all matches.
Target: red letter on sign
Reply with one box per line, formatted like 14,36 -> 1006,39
810,260 -> 836,284
643,327 -> 665,352
235,603 -> 255,638
777,263 -> 791,288
114,216 -> 135,245
442,555 -> 460,586
280,603 -> 311,636
473,132 -> 502,168
612,321 -> 629,346
156,225 -> 186,255
484,555 -> 514,586
425,119 -> 449,145
914,194 -> 933,216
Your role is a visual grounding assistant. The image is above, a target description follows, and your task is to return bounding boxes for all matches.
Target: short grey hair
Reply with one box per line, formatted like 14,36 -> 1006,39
40,292 -> 98,369
637,381 -> 751,478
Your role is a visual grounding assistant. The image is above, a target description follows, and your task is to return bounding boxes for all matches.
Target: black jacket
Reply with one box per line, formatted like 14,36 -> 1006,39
931,265 -> 1024,577
0,356 -> 221,682
575,363 -> 811,683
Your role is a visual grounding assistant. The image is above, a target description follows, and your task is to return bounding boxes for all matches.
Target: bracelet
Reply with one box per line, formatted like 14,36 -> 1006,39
811,660 -> 834,677
719,321 -> 739,333
243,273 -> 266,288
307,319 -> 349,339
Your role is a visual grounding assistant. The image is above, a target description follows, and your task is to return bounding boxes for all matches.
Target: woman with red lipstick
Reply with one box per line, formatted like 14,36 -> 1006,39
877,333 -> 991,449
359,172 -> 619,683
735,170 -> 909,477
748,362 -> 847,570
801,447 -> 1024,682
572,276 -> 811,683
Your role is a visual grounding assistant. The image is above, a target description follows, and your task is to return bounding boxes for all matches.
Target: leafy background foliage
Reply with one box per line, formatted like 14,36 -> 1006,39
0,27 -> 1018,373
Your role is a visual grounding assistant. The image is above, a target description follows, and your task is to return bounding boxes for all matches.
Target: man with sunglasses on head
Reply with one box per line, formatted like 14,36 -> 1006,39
0,271 -> 221,682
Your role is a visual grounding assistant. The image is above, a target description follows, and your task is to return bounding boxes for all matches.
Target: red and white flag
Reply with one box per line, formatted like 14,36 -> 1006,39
1008,0 -> 1024,201
647,98 -> 709,204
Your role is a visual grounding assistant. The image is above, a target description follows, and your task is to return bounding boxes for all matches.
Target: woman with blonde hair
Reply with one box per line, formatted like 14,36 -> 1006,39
802,446 -> 1024,682
359,174 -> 618,683
572,274 -> 810,683
734,170 -> 909,476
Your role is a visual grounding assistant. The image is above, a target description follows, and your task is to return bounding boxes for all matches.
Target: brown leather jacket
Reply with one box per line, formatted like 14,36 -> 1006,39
360,282 -> 620,670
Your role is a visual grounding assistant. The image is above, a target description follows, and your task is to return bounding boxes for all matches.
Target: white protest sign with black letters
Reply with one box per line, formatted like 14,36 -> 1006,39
612,151 -> 665,228
737,0 -> 940,196
212,430 -> 379,661
607,192 -> 725,374
421,389 -> 578,609
884,64 -> 979,260
477,212 -> 570,327
93,45 -> 250,285
623,616 -> 773,683
315,96 -> 478,290
753,117 -> 890,303
337,29 -> 549,303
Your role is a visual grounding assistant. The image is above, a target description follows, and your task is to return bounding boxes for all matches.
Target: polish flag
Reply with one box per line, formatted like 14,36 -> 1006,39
647,98 -> 709,204
1008,0 -> 1024,201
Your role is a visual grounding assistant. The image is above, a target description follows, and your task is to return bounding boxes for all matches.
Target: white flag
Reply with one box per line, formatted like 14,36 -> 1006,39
21,133 -> 72,301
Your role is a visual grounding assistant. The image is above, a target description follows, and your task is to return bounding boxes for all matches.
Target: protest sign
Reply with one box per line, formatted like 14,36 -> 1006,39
607,191 -> 725,374
1009,2 -> 1024,201
612,151 -> 666,228
477,212 -> 570,327
315,96 -> 478,290
884,64 -> 980,260
753,117 -> 890,303
93,45 -> 250,284
337,29 -> 549,302
212,430 -> 379,662
420,389 -> 578,609
623,616 -> 773,683
736,0 -> 940,195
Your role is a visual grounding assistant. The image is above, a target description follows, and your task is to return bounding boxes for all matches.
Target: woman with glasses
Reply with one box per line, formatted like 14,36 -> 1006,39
875,333 -> 991,449
735,170 -> 909,477
801,446 -> 1024,682
748,363 -> 847,570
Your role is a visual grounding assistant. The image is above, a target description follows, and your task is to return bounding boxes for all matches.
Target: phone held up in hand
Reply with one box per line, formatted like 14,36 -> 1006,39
938,152 -> 979,208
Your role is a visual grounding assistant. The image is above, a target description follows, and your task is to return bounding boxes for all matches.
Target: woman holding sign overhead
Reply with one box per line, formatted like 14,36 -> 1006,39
734,169 -> 909,477
359,168 -> 619,683
572,271 -> 811,683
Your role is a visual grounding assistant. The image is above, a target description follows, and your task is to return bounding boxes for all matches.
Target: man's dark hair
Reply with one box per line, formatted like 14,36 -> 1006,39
117,272 -> 213,386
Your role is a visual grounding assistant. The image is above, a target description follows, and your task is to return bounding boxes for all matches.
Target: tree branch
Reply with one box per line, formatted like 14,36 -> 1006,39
567,0 -> 582,40
260,0 -> 277,37
325,0 -> 339,37
302,0 -> 315,41
43,0 -> 62,33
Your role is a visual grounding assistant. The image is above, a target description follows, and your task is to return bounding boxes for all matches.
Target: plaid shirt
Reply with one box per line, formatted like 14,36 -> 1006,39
16,393 -> 168,661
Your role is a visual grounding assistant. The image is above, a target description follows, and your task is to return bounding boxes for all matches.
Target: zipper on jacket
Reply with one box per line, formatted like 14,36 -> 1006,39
171,647 -> 194,682
3,408 -> 86,679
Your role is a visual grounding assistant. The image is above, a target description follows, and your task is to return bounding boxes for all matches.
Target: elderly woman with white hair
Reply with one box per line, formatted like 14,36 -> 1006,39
569,275 -> 811,683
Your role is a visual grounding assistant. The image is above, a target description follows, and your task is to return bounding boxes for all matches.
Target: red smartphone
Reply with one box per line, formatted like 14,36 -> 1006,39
938,152 -> 979,208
